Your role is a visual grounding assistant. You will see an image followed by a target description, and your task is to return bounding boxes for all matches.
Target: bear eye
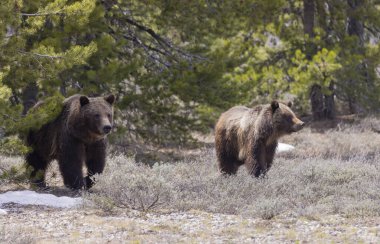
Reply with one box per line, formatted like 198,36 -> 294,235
107,113 -> 111,118
94,114 -> 101,119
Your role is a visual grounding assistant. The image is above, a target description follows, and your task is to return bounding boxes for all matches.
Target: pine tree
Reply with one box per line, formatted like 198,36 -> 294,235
1,0 -> 379,151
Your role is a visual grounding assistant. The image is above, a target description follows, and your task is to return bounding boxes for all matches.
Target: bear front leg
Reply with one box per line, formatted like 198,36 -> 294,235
84,139 -> 107,189
265,142 -> 278,171
25,150 -> 49,188
245,140 -> 266,177
58,136 -> 86,190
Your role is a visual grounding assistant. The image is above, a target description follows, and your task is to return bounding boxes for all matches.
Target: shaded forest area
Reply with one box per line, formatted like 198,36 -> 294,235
0,0 -> 379,150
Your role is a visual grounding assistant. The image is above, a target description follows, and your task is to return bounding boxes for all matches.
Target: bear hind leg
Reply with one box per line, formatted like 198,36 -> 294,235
217,153 -> 240,175
219,162 -> 239,175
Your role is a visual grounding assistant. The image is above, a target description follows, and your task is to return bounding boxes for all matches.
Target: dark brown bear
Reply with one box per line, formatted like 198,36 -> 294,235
25,94 -> 115,189
215,101 -> 304,177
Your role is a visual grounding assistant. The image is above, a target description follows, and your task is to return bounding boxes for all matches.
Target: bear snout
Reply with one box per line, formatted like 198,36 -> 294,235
293,121 -> 305,132
103,125 -> 112,134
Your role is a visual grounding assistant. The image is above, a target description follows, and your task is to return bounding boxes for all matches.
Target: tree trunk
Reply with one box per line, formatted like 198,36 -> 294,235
303,0 -> 315,38
310,84 -> 324,120
348,97 -> 357,114
347,0 -> 364,44
303,0 -> 315,60
22,82 -> 38,115
304,0 -> 336,120
324,83 -> 335,119
304,0 -> 328,120
346,0 -> 365,113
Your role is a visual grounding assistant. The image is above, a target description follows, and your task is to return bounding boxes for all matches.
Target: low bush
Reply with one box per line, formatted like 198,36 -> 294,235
88,119 -> 380,218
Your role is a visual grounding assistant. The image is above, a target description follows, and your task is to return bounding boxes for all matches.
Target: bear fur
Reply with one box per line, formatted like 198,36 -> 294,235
215,101 -> 304,177
25,94 -> 115,190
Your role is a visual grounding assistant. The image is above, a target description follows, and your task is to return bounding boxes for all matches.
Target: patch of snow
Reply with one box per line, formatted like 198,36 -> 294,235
277,143 -> 295,153
0,190 -> 82,208
0,209 -> 7,214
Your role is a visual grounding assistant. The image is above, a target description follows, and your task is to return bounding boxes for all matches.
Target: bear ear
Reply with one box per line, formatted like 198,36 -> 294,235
104,94 -> 115,105
271,100 -> 279,111
80,96 -> 90,106
287,101 -> 293,108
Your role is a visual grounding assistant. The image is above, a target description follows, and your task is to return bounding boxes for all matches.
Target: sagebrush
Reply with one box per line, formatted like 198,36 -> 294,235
88,118 -> 380,219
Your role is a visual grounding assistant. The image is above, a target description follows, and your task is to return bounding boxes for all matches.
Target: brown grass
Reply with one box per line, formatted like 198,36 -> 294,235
88,117 -> 380,219
0,155 -> 25,187
1,118 -> 380,219
0,226 -> 35,244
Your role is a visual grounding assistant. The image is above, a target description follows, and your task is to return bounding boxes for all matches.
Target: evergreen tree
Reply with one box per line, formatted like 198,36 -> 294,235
0,0 -> 379,151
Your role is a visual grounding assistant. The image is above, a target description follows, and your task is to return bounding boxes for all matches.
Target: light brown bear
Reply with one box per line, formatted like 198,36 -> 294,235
215,101 -> 304,177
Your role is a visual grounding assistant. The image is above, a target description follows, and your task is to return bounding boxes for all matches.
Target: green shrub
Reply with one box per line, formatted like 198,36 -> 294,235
0,136 -> 29,156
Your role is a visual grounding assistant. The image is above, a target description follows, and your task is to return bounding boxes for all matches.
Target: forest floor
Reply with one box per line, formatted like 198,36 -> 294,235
1,117 -> 380,243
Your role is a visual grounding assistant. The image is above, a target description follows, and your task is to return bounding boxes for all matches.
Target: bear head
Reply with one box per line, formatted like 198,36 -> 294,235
79,94 -> 115,137
270,100 -> 304,136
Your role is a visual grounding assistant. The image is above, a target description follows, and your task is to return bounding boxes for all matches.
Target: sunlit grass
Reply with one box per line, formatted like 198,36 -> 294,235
89,118 -> 380,218
1,118 -> 380,219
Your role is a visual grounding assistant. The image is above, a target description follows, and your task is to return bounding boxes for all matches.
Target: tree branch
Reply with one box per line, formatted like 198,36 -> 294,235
18,50 -> 63,59
20,11 -> 63,17
115,5 -> 204,62
1,113 -> 19,122
363,24 -> 380,38
125,18 -> 164,43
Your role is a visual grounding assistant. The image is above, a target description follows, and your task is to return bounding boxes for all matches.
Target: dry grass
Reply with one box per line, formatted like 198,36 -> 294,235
0,155 -> 23,172
0,226 -> 35,244
0,155 -> 25,186
1,118 -> 380,219
88,117 -> 380,219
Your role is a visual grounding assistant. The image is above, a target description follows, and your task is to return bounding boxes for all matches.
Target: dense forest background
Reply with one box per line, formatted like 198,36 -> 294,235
0,0 -> 379,149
